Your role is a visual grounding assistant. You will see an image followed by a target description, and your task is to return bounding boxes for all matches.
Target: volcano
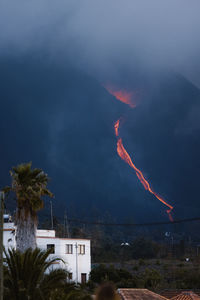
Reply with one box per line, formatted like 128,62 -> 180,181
0,58 -> 200,222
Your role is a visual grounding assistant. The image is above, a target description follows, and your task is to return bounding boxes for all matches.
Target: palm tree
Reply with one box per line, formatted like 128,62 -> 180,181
3,247 -> 67,300
4,162 -> 53,251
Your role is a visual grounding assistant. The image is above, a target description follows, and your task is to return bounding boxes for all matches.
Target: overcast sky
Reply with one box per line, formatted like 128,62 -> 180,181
1,0 -> 200,86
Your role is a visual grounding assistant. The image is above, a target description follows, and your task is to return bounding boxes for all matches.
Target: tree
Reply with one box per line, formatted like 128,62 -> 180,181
131,237 -> 160,259
4,162 -> 53,251
143,268 -> 162,290
50,282 -> 92,300
90,264 -> 132,285
3,247 -> 67,300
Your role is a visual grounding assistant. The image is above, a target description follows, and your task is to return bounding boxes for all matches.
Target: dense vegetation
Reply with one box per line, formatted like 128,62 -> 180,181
48,219 -> 200,291
89,259 -> 200,290
4,247 -> 200,299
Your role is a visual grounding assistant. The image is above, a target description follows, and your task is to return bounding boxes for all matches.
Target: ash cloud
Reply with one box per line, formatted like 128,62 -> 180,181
1,0 -> 200,85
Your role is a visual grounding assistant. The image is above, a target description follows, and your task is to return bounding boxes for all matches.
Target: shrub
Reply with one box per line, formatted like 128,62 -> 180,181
90,264 -> 132,285
139,259 -> 145,266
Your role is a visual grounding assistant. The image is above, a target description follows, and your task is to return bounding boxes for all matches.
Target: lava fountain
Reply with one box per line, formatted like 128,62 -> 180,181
106,86 -> 173,221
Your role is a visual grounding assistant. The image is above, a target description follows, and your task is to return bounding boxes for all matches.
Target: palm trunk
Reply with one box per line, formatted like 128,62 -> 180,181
16,208 -> 37,252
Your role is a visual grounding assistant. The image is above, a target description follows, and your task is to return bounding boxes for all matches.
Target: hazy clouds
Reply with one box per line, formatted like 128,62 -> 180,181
1,1 -> 200,220
1,0 -> 200,84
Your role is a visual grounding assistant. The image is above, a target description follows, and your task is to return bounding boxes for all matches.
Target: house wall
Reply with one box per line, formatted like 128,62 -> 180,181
3,222 -> 16,251
37,235 -> 91,283
3,223 -> 91,283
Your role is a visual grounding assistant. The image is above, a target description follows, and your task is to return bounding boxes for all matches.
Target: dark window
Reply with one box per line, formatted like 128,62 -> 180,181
47,244 -> 55,254
78,244 -> 85,255
66,244 -> 73,254
69,273 -> 73,280
81,273 -> 87,284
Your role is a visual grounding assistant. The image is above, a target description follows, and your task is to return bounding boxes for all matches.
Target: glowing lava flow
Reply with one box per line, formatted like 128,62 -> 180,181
114,119 -> 173,221
114,119 -> 120,137
106,85 -> 174,221
105,86 -> 136,108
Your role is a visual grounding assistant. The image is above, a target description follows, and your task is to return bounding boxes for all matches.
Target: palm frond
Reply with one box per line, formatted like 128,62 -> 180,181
4,247 -> 68,300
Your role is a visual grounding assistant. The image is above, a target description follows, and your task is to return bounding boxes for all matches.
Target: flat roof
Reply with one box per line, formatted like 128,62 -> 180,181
36,236 -> 90,240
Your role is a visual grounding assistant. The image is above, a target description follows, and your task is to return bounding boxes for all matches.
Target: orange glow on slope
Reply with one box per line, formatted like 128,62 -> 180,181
106,84 -> 173,221
105,86 -> 136,108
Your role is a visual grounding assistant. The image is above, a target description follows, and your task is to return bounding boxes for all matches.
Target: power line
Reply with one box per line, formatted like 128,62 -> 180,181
68,217 -> 200,227
4,198 -> 200,227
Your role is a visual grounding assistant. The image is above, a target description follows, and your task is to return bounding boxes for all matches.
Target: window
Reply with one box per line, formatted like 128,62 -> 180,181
78,244 -> 85,255
69,273 -> 73,280
81,273 -> 87,284
66,244 -> 73,254
47,244 -> 55,254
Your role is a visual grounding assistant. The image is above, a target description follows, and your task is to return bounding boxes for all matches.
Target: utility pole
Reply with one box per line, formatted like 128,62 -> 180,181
0,192 -> 4,300
75,243 -> 78,284
50,201 -> 53,229
64,212 -> 70,238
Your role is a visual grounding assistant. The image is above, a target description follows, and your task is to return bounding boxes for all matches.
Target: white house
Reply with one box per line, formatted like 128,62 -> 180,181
3,216 -> 91,284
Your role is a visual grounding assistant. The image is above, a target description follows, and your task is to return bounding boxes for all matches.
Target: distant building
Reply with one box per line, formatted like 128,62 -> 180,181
3,216 -> 91,284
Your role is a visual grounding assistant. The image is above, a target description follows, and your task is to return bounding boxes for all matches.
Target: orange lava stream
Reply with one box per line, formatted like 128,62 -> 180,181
114,119 -> 120,137
116,132 -> 173,221
112,93 -> 174,221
